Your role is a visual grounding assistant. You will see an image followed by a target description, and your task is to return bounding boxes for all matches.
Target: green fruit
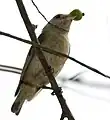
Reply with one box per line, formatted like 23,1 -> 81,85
69,9 -> 84,21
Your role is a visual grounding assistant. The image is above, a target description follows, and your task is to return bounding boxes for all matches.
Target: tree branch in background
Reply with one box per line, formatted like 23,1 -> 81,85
0,31 -> 110,79
0,64 -> 22,71
31,0 -> 48,22
0,64 -> 21,74
0,68 -> 21,74
15,0 -> 75,120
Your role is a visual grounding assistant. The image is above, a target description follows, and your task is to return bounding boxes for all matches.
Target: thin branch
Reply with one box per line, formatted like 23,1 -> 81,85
0,31 -> 29,45
0,64 -> 22,71
0,64 -> 22,74
31,0 -> 69,32
69,71 -> 87,81
0,31 -> 110,79
15,0 -> 75,120
0,68 -> 21,74
31,0 -> 48,22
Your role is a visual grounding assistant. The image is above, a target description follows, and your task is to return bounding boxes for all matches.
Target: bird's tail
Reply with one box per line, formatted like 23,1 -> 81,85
11,83 -> 41,115
11,83 -> 37,115
11,88 -> 25,115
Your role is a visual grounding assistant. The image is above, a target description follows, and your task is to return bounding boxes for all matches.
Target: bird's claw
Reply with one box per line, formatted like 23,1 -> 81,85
43,66 -> 54,76
51,87 -> 63,95
48,66 -> 54,74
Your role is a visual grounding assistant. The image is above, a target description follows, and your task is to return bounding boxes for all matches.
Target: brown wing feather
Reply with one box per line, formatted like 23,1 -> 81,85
14,33 -> 45,96
14,46 -> 33,96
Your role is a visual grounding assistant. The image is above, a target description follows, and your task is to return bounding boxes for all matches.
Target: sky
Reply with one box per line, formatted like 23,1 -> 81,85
0,0 -> 110,120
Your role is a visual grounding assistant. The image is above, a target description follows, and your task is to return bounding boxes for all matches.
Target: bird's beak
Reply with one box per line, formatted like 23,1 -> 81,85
67,9 -> 84,21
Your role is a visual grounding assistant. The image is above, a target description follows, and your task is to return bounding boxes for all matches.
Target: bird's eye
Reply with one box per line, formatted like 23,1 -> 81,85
55,14 -> 61,19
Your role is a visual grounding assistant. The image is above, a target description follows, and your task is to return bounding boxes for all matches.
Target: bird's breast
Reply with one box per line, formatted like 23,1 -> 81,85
23,32 -> 70,87
41,33 -> 70,75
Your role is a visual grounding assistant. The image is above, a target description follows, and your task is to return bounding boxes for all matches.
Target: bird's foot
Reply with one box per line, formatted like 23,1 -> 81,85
43,66 -> 54,76
51,87 -> 63,95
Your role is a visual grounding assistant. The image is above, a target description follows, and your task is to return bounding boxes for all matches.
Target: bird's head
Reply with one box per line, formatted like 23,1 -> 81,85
43,9 -> 84,33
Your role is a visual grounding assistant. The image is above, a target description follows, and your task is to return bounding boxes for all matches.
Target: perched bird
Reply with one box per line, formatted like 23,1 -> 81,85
11,9 -> 84,115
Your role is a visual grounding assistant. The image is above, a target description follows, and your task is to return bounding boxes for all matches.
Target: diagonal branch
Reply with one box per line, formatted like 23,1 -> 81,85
0,31 -> 110,79
15,0 -> 75,120
31,0 -> 48,22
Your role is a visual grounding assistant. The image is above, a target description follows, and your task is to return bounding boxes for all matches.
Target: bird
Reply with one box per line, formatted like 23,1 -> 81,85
11,9 -> 84,115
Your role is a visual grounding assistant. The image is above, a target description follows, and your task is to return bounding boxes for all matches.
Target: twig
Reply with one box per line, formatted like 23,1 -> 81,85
0,64 -> 21,74
69,71 -> 87,81
0,31 -> 110,79
15,0 -> 75,120
0,64 -> 22,71
31,0 -> 48,22
31,0 -> 69,32
0,68 -> 21,74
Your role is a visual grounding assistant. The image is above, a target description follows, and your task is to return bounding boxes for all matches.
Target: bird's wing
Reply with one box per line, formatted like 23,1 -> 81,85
14,33 -> 45,96
14,46 -> 34,96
